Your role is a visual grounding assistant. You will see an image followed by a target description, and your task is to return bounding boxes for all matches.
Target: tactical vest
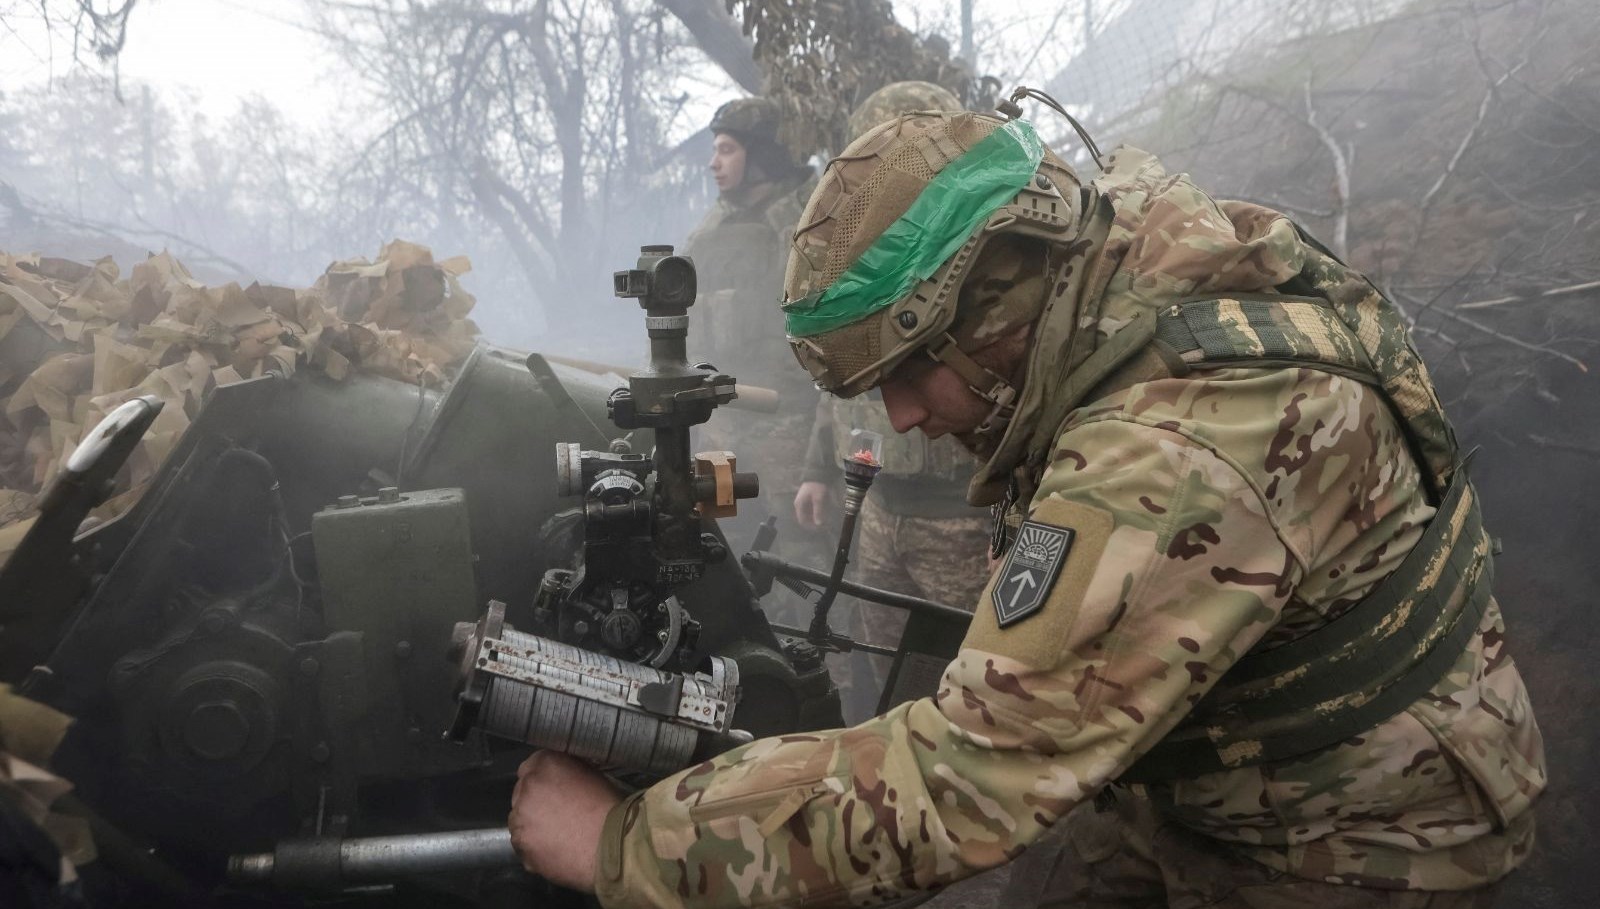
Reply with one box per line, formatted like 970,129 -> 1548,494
1000,226 -> 1492,781
688,220 -> 785,369
684,181 -> 810,391
829,395 -> 972,484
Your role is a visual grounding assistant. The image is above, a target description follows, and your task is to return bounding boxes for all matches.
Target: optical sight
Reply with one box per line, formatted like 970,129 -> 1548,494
614,244 -> 697,309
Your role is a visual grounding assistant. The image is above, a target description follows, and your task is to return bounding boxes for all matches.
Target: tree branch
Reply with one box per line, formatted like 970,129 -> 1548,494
1418,17 -> 1546,214
1396,291 -> 1589,373
1303,78 -> 1352,259
1527,433 -> 1600,461
468,165 -> 553,291
655,0 -> 761,92
1454,278 -> 1600,311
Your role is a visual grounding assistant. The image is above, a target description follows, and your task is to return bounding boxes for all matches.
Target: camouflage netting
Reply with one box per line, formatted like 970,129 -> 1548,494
0,240 -> 480,564
725,0 -> 974,157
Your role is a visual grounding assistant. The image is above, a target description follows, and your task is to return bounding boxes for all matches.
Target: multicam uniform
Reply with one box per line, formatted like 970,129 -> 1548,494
685,179 -> 812,390
592,114 -> 1544,908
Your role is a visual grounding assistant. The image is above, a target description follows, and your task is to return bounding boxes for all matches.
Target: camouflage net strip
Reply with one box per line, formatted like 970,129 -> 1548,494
0,241 -> 481,565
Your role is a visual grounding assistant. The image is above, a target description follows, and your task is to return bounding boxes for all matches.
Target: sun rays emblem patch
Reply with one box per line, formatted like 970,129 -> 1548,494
992,520 -> 1074,627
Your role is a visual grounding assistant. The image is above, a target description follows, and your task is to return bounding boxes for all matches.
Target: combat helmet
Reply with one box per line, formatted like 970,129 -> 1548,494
846,80 -> 962,141
781,109 -> 1086,433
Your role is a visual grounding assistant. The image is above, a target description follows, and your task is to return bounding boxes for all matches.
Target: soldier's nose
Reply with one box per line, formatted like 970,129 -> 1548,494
880,381 -> 925,434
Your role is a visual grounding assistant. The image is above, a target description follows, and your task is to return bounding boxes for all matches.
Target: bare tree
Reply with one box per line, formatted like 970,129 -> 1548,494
655,0 -> 760,91
311,0 -> 715,341
2,1 -> 142,94
0,73 -> 329,281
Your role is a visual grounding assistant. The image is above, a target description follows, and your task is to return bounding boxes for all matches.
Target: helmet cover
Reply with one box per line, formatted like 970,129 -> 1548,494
847,81 -> 962,141
782,112 -> 1069,397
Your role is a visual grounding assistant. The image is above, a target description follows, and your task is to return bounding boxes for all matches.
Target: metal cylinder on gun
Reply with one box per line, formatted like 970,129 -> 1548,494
446,602 -> 745,777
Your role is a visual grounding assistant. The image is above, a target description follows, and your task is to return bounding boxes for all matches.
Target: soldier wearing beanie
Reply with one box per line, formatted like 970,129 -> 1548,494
684,97 -> 820,566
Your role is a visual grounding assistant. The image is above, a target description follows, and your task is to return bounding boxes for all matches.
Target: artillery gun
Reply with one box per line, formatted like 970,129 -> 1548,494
0,245 -> 967,907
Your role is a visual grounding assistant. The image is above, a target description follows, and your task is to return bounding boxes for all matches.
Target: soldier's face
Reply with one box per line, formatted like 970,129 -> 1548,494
879,355 -> 991,439
710,133 -> 747,193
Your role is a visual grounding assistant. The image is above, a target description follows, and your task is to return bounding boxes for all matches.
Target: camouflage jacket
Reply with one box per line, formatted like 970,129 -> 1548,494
594,149 -> 1545,908
684,175 -> 815,400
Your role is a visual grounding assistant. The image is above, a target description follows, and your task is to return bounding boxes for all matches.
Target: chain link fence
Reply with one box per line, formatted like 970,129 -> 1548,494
1042,0 -> 1409,144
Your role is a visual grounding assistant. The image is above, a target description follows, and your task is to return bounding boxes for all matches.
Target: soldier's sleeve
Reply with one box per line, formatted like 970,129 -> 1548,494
799,395 -> 836,485
594,404 -> 1320,909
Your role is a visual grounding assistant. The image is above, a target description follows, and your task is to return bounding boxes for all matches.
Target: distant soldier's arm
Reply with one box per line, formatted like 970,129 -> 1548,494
794,395 -> 836,527
800,394 -> 835,486
593,377 -> 1358,909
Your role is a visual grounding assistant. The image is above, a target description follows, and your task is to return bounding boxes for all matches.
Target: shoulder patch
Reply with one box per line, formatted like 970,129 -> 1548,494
963,498 -> 1113,668
992,520 -> 1074,627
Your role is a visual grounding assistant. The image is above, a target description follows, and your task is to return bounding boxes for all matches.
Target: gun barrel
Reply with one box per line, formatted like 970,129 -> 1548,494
227,828 -> 517,890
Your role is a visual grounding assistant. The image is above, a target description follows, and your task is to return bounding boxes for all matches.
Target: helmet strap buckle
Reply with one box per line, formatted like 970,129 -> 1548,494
975,385 -> 1018,435
925,333 -> 1018,434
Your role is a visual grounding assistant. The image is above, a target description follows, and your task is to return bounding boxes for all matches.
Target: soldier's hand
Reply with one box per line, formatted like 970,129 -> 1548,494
794,480 -> 831,528
508,750 -> 621,892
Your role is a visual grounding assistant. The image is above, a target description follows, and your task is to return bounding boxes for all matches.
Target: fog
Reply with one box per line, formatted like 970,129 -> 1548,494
0,0 -> 1125,356
1,1 -> 1595,906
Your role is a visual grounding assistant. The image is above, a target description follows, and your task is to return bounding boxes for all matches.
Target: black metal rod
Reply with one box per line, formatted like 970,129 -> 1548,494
740,551 -> 972,622
766,622 -> 899,657
807,509 -> 859,638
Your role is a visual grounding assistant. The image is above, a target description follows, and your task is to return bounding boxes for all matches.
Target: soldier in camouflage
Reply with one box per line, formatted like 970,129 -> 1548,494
684,98 -> 819,559
794,82 -> 992,721
685,97 -> 814,389
510,108 -> 1545,908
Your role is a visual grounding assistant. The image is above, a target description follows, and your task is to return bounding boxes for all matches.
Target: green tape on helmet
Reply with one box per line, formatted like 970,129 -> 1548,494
782,119 -> 1044,338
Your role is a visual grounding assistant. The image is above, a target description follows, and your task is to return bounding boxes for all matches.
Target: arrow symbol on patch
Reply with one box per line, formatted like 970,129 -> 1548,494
1004,570 -> 1037,614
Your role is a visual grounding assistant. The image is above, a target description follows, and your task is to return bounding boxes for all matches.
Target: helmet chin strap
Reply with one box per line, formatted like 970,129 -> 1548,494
923,333 -> 1018,435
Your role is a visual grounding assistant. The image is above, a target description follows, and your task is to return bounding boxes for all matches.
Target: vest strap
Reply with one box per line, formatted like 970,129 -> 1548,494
1017,293 -> 1385,503
1122,464 -> 1491,781
1002,292 -> 1483,781
1153,294 -> 1381,384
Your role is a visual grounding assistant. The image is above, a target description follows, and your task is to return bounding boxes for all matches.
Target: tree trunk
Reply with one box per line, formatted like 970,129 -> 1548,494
656,0 -> 762,92
961,0 -> 974,65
